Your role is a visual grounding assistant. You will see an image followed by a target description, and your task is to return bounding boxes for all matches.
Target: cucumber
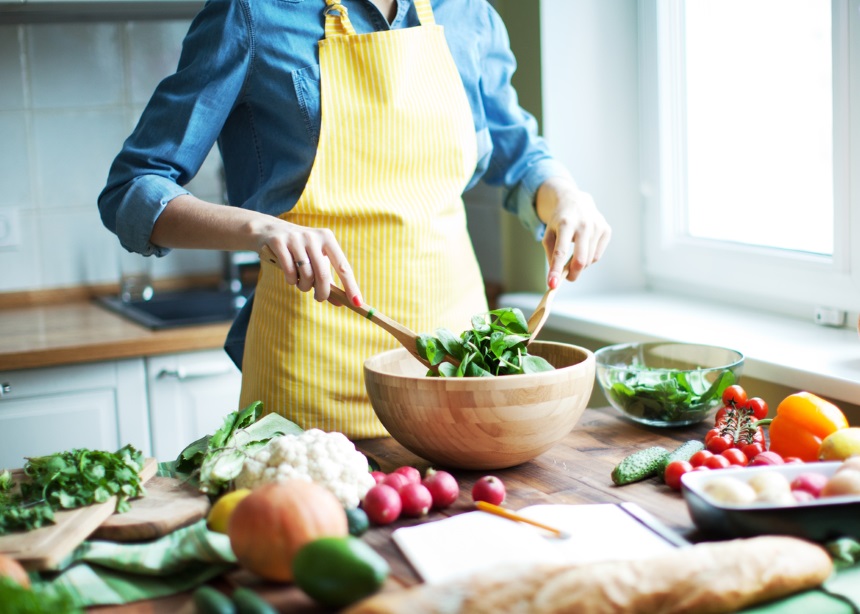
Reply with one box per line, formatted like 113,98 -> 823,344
193,586 -> 236,614
231,587 -> 277,614
611,446 -> 669,485
657,440 -> 706,479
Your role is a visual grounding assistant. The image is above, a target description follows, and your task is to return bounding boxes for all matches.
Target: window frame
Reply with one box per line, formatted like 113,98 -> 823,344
638,0 -> 860,319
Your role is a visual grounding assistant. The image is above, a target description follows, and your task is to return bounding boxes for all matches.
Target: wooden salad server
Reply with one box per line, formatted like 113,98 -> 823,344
527,263 -> 571,345
259,246 -> 450,371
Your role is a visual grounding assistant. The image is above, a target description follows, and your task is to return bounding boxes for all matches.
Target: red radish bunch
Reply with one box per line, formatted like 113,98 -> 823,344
471,475 -> 506,505
361,466 -> 461,525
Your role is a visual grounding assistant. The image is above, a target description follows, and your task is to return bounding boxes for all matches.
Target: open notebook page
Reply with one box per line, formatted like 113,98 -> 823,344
392,503 -> 684,584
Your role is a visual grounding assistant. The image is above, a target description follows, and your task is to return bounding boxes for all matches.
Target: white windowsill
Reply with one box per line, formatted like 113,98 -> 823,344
499,290 -> 860,406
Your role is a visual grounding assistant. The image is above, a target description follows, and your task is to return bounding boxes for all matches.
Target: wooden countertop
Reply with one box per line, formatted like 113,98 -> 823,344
91,407 -> 709,613
0,298 -> 230,372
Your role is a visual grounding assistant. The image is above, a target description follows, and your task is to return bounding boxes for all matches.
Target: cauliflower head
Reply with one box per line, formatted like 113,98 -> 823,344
235,429 -> 376,509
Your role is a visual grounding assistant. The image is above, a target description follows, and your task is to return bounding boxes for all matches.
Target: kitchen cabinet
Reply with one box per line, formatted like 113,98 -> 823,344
0,359 -> 150,470
146,349 -> 242,462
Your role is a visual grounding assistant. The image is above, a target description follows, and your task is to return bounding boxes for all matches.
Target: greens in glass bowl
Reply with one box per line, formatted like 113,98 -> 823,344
595,342 -> 744,427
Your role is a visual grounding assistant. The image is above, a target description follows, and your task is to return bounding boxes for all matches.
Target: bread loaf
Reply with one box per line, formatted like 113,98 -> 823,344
344,535 -> 832,614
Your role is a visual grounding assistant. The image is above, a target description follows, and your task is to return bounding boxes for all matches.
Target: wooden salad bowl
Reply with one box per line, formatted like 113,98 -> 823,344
363,341 -> 595,470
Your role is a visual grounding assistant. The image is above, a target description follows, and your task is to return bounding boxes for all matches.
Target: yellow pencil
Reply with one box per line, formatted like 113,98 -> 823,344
474,501 -> 570,539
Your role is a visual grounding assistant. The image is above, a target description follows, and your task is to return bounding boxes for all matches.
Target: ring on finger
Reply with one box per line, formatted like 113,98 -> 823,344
294,260 -> 307,267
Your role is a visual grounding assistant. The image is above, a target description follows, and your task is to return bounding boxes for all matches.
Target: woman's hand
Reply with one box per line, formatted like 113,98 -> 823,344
259,221 -> 363,306
151,195 -> 363,306
535,176 -> 611,289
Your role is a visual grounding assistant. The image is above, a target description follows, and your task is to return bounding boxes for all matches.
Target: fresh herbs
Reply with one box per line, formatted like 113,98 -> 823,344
606,366 -> 736,423
175,401 -> 303,495
0,445 -> 146,535
416,308 -> 555,377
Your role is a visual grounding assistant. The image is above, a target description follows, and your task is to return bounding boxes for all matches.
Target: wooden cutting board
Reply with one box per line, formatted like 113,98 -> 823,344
92,475 -> 211,542
0,457 -> 157,571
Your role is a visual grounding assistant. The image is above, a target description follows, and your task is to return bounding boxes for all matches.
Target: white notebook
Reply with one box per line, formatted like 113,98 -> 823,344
392,503 -> 687,584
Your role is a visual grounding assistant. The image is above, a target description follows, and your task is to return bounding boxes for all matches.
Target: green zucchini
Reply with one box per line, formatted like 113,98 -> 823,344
611,446 -> 669,485
193,586 -> 236,614
232,587 -> 277,614
657,440 -> 706,479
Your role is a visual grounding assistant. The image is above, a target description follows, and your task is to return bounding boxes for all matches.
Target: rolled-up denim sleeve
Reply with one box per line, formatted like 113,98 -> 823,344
478,4 -> 574,241
98,0 -> 252,256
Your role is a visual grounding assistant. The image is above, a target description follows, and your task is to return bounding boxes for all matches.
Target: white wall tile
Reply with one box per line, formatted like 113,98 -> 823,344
27,23 -> 124,110
32,109 -> 128,209
0,209 -> 41,292
0,26 -> 25,110
39,207 -> 119,287
127,20 -> 190,105
0,112 -> 33,208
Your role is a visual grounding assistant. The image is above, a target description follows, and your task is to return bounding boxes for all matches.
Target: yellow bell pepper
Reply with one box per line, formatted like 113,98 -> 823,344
766,392 -> 849,462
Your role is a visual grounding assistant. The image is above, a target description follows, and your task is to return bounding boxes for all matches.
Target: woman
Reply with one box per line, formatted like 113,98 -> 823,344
99,0 -> 611,438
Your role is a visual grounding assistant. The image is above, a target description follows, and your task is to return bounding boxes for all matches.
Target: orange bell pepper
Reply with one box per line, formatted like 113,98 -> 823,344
766,392 -> 849,462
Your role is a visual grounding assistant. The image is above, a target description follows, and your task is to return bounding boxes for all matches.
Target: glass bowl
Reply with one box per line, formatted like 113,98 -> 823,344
594,342 -> 744,427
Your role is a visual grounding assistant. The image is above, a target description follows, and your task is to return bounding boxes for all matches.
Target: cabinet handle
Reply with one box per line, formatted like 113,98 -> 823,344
157,365 -> 235,381
0,383 -> 10,398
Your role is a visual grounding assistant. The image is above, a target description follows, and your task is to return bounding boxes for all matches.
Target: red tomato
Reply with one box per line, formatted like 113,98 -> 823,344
746,397 -> 769,420
740,442 -> 765,460
664,460 -> 693,491
704,428 -> 721,443
703,455 -> 732,470
722,385 -> 748,408
689,450 -> 714,468
706,435 -> 732,454
714,407 -> 729,424
720,448 -> 748,466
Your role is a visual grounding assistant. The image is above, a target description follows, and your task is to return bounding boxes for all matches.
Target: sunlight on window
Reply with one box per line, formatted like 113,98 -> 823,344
684,0 -> 833,255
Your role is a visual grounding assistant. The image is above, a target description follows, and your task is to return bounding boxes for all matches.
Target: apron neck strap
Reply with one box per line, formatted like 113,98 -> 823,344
324,0 -> 437,38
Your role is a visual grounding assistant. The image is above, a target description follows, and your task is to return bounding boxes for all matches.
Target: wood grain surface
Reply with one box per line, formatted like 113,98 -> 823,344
90,407 -> 711,613
93,476 -> 211,542
0,458 -> 157,571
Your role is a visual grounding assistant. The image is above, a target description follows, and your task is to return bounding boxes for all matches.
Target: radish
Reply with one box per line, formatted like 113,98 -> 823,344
381,472 -> 410,493
471,475 -> 505,505
393,466 -> 421,485
362,484 -> 402,525
790,472 -> 828,498
370,471 -> 387,485
422,468 -> 459,509
400,483 -> 433,517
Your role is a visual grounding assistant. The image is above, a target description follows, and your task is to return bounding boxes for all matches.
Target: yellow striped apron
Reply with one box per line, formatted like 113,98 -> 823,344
239,0 -> 487,438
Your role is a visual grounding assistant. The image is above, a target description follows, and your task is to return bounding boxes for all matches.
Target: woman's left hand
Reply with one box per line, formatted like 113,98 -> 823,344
536,175 -> 611,289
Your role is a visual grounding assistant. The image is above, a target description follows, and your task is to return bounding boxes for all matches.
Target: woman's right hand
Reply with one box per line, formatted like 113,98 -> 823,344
151,195 -> 363,306
259,220 -> 363,306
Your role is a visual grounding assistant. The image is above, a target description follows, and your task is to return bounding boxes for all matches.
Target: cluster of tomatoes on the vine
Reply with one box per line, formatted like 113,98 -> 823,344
663,385 -> 803,490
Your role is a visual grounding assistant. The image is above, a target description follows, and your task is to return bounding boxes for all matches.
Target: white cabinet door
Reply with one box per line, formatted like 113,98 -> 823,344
146,350 -> 242,462
0,360 -> 149,470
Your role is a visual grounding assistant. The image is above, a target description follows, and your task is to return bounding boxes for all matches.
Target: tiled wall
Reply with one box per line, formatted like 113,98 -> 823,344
0,18 -> 501,294
0,19 -> 223,293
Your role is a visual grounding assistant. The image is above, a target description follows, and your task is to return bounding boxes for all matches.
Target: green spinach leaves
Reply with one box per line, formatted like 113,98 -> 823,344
417,308 -> 554,377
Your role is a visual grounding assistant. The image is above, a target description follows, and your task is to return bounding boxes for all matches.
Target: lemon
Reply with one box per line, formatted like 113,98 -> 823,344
818,427 -> 860,461
206,488 -> 251,534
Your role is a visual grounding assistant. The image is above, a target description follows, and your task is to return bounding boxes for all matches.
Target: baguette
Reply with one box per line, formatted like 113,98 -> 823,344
345,535 -> 832,614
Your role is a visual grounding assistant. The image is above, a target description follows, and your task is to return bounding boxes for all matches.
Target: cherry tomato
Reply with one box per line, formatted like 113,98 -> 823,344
714,407 -> 729,423
664,460 -> 693,491
740,442 -> 765,460
706,435 -> 732,454
705,428 -> 721,443
746,397 -> 769,420
721,448 -> 748,466
722,385 -> 748,408
703,455 -> 732,470
689,450 -> 714,467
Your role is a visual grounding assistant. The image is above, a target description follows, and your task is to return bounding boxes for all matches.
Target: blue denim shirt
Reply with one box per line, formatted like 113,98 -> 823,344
98,0 -> 572,367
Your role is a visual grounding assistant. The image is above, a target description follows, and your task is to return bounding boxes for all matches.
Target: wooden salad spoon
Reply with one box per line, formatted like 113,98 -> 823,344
526,264 -> 570,346
259,246 -> 451,371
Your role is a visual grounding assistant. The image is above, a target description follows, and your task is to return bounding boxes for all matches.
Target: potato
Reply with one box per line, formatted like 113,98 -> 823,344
821,468 -> 860,498
747,471 -> 793,504
702,477 -> 757,505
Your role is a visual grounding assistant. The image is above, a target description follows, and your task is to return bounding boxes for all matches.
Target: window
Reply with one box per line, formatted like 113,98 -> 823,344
639,0 -> 859,318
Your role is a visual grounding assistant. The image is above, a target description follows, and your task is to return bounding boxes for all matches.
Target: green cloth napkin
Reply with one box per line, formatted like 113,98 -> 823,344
34,519 -> 236,608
